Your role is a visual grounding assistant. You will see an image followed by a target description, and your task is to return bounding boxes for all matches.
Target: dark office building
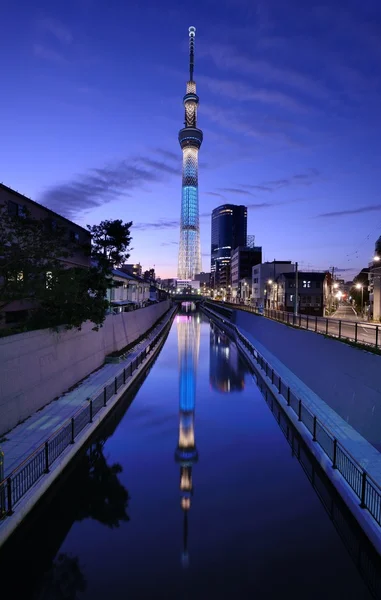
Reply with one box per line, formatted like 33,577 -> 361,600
210,204 -> 247,288
231,246 -> 263,290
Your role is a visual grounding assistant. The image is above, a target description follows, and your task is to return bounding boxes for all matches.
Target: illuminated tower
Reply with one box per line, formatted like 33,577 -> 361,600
175,310 -> 200,567
177,26 -> 203,280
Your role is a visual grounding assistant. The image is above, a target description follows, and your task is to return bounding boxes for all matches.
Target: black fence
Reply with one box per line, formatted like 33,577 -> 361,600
203,305 -> 381,529
0,312 -> 174,520
209,302 -> 380,349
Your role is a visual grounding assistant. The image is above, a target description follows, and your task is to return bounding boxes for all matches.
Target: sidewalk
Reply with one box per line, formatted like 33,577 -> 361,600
0,309 -> 174,478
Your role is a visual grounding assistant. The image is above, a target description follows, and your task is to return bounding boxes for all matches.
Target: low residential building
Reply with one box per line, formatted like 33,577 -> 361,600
0,183 -> 91,269
107,270 -> 151,313
274,271 -> 329,316
251,261 -> 294,309
231,246 -> 262,301
0,183 -> 91,324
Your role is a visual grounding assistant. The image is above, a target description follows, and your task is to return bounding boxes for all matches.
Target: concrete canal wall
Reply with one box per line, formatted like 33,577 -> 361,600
232,309 -> 381,448
0,301 -> 170,436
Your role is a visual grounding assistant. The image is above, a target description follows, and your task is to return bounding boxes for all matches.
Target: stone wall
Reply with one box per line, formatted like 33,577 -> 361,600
0,301 -> 170,435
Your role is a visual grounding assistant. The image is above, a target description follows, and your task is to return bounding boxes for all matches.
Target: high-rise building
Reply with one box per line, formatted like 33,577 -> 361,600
210,204 -> 247,288
177,26 -> 203,280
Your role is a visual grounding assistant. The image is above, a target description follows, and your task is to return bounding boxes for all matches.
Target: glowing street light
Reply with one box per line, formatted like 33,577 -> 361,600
356,282 -> 364,314
374,256 -> 380,262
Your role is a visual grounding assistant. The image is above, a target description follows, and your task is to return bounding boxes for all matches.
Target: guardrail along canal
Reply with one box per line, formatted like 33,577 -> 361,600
0,307 -> 378,599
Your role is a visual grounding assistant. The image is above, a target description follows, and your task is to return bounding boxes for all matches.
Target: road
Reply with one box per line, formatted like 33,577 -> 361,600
331,304 -> 359,321
282,310 -> 379,347
215,301 -> 380,347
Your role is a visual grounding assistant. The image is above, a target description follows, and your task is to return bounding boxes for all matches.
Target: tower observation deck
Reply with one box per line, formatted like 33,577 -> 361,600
177,26 -> 203,280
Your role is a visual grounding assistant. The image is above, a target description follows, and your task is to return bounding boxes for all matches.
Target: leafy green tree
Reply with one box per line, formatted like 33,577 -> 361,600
86,219 -> 132,269
0,204 -> 133,332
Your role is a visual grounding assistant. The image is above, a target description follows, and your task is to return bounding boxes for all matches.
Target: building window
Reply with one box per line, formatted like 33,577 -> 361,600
70,230 -> 80,243
316,281 -> 321,288
8,201 -> 26,218
303,280 -> 311,288
306,296 -> 311,303
290,294 -> 293,302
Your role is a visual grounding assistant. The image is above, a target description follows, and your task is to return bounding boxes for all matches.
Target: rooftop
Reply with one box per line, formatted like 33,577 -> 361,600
0,183 -> 89,235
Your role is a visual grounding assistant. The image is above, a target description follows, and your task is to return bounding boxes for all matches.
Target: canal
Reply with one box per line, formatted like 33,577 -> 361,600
0,308 -> 379,599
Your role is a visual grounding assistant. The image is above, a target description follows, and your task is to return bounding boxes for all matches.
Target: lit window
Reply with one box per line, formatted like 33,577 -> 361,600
303,280 -> 311,288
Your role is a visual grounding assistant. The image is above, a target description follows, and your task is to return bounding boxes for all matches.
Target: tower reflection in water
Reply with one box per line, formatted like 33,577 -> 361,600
175,303 -> 200,567
209,323 -> 246,393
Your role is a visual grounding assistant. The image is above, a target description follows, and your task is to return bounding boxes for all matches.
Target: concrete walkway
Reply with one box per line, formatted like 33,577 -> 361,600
0,309 -> 174,478
237,323 -> 381,488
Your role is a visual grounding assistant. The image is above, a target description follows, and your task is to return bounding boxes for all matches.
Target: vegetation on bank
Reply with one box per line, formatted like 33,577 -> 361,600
0,203 -> 133,333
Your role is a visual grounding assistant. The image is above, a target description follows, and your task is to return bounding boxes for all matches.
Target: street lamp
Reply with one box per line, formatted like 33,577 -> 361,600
374,256 -> 380,262
267,279 -> 273,309
356,282 -> 364,314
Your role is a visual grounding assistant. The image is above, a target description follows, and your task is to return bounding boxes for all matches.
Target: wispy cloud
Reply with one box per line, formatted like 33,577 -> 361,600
33,44 -> 67,64
200,42 -> 330,101
199,74 -> 315,114
219,187 -> 253,196
134,220 -> 179,231
318,205 -> 381,218
41,154 -> 178,219
160,241 -> 179,247
36,17 -> 72,44
205,191 -> 226,198
201,103 -> 298,147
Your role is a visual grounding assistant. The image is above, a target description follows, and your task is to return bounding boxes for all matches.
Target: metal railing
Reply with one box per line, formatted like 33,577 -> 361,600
0,310 -> 175,520
210,301 -> 381,350
202,304 -> 381,528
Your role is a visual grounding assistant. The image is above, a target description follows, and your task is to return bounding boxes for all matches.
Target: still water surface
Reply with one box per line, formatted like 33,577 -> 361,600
1,310 -> 376,599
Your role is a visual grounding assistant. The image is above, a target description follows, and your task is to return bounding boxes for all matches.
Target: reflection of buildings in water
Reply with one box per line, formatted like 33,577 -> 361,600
175,312 -> 200,567
209,323 -> 246,393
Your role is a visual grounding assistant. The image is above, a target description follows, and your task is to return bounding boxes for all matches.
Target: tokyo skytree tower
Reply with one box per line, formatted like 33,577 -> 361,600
177,26 -> 203,280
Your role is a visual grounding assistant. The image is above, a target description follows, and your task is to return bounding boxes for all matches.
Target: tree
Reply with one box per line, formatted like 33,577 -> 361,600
0,204 -> 132,332
86,219 -> 132,269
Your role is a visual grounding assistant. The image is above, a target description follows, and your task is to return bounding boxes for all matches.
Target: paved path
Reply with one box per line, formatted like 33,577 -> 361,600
0,310 -> 174,478
331,304 -> 359,321
235,323 -> 381,489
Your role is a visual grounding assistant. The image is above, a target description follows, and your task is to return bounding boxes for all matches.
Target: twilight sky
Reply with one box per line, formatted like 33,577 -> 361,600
1,0 -> 381,279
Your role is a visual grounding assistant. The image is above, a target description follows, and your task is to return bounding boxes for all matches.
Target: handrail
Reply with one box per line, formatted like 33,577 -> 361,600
202,303 -> 381,527
0,307 -> 176,519
206,301 -> 380,349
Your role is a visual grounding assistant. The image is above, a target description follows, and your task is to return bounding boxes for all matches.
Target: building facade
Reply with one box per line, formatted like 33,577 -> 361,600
121,263 -> 142,278
251,261 -> 294,308
0,184 -> 91,324
211,204 -> 247,289
0,184 -> 91,270
107,269 -> 151,313
231,246 -> 262,300
177,27 -> 203,280
273,271 -> 329,316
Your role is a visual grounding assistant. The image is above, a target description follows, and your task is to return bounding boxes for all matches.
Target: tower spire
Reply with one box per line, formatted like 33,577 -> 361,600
177,26 -> 203,281
189,26 -> 196,81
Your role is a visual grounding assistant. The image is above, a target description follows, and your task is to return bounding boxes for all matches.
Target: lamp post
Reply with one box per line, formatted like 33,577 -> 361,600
356,282 -> 364,315
267,279 -> 273,310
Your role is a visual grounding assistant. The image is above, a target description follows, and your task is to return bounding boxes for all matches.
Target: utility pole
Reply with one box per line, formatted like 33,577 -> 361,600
294,261 -> 298,316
